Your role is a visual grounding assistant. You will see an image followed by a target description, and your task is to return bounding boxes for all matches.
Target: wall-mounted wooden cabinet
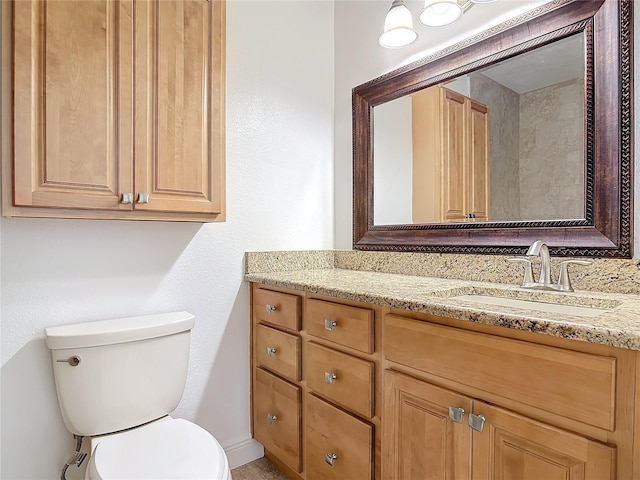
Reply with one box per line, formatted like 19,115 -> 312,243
412,85 -> 489,223
2,0 -> 225,222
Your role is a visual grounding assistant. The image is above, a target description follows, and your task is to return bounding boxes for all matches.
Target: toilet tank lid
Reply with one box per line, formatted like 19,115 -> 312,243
45,312 -> 195,350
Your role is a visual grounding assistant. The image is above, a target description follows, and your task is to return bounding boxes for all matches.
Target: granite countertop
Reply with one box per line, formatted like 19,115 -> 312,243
245,268 -> 640,351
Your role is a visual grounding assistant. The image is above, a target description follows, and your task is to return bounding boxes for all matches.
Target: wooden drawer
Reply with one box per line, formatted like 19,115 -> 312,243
305,299 -> 374,353
253,368 -> 302,473
255,324 -> 301,382
384,314 -> 616,431
306,394 -> 373,480
254,288 -> 301,331
305,342 -> 374,418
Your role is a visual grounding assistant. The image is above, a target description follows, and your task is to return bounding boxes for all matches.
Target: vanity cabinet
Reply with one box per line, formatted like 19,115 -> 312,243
250,282 -> 638,479
2,0 -> 225,222
250,285 -> 380,480
411,85 -> 489,223
383,314 -> 620,480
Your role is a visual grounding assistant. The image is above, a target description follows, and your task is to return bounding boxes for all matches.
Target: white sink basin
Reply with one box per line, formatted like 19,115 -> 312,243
451,294 -> 611,318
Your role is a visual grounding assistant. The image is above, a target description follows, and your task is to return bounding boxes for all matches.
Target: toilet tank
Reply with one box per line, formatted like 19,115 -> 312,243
45,312 -> 195,437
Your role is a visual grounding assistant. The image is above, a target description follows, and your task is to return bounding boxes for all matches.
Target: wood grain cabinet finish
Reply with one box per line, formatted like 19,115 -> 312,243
250,282 -> 639,479
305,342 -> 374,418
383,370 -> 615,480
305,394 -> 373,480
385,314 -> 616,430
255,324 -> 301,382
305,299 -> 374,353
254,288 -> 301,331
2,0 -> 225,222
253,368 -> 302,473
382,370 -> 472,480
412,85 -> 489,223
472,401 -> 615,480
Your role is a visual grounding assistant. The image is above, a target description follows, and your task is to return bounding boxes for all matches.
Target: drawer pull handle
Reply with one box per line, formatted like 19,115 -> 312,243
121,192 -> 133,204
266,414 -> 278,424
448,406 -> 465,424
265,304 -> 278,314
137,192 -> 150,204
469,413 -> 486,432
325,453 -> 338,466
266,347 -> 277,357
324,372 -> 337,384
324,319 -> 337,330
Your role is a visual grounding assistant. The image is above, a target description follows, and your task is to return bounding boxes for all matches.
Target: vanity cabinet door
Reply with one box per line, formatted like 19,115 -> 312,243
382,370 -> 472,480
472,401 -> 616,480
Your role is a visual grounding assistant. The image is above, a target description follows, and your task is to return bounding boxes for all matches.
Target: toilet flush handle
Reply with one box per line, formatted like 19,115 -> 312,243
57,356 -> 81,367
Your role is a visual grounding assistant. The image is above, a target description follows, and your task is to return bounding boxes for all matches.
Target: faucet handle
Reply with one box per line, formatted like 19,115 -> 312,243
557,260 -> 592,292
507,257 -> 535,286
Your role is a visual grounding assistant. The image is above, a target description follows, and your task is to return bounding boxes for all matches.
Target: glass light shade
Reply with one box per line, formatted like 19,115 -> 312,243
379,0 -> 418,48
469,0 -> 497,2
419,0 -> 463,28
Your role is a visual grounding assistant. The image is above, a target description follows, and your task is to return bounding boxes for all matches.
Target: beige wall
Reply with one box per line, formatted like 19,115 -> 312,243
469,73 -> 521,221
519,78 -> 585,220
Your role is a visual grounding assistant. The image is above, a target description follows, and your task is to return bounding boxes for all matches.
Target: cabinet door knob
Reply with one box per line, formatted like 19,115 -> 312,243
266,414 -> 278,424
137,192 -> 150,204
448,406 -> 465,423
324,453 -> 338,466
266,347 -> 277,357
324,319 -> 337,331
265,304 -> 278,314
469,413 -> 486,432
121,193 -> 133,204
324,372 -> 337,384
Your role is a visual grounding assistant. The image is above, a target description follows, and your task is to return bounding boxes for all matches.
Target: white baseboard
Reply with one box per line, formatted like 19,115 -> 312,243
223,436 -> 264,470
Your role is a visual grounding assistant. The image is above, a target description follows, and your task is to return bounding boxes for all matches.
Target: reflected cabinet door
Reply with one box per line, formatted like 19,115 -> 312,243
471,402 -> 615,480
382,371 -> 472,480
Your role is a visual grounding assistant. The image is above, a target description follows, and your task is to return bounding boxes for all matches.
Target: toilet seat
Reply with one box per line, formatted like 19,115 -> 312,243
88,418 -> 231,480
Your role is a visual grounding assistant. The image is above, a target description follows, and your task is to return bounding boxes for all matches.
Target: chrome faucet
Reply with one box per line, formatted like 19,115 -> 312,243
508,241 -> 591,292
526,240 -> 553,288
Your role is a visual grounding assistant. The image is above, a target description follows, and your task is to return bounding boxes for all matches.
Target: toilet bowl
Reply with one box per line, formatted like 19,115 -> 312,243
87,417 -> 231,480
45,312 -> 232,480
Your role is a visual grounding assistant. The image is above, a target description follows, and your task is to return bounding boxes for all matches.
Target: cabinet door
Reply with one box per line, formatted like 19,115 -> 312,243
12,0 -> 133,210
134,0 -> 224,215
472,401 -> 615,480
466,99 -> 490,221
440,89 -> 466,222
382,370 -> 472,480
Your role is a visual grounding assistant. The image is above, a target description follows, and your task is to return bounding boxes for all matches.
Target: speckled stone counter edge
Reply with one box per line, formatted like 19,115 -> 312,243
245,250 -> 640,295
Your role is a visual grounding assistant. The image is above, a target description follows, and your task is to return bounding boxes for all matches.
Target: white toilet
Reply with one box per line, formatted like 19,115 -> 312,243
45,312 -> 232,480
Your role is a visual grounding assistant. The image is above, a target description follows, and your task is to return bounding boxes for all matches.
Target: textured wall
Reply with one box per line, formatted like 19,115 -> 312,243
0,2 -> 335,478
519,78 -> 585,220
469,73 -> 521,221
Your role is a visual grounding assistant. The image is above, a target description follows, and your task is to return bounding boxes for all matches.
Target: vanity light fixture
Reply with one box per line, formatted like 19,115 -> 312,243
379,0 -> 419,49
380,0 -> 497,48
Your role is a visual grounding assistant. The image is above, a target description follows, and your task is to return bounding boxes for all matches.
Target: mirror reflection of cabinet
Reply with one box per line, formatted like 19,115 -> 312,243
412,85 -> 490,223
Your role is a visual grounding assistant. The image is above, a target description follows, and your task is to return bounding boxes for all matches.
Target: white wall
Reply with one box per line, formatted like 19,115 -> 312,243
334,0 -> 639,257
0,1 -> 334,478
373,96 -> 413,225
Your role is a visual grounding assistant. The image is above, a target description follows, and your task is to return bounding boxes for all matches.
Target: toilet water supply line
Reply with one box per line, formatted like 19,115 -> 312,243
60,434 -> 87,480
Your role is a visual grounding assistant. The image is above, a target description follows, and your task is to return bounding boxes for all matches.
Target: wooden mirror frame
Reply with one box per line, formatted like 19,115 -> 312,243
353,0 -> 632,258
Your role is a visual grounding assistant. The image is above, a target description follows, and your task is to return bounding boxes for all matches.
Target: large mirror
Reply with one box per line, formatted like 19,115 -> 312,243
353,0 -> 632,257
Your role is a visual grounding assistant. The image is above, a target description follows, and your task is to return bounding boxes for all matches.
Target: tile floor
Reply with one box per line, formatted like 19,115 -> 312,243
231,457 -> 289,480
